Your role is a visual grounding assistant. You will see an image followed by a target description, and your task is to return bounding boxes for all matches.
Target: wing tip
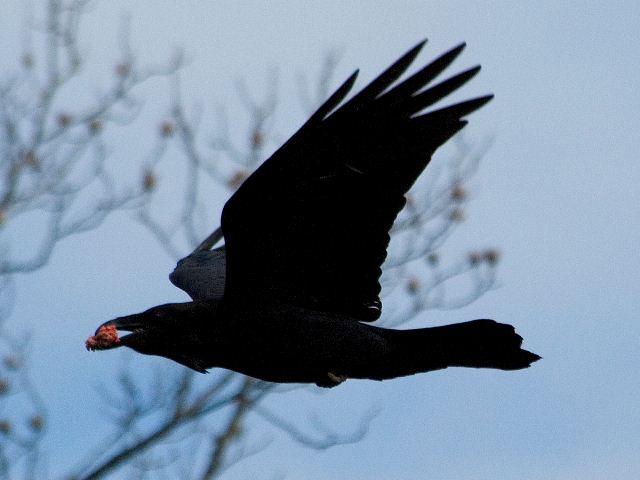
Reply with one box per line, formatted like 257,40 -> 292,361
467,64 -> 482,76
347,68 -> 360,85
450,41 -> 467,55
470,93 -> 495,110
410,38 -> 429,55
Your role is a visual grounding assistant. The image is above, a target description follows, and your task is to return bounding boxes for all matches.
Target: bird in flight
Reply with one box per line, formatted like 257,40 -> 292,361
87,40 -> 539,387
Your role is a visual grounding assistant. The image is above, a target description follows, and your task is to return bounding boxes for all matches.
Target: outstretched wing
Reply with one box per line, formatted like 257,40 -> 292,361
221,40 -> 492,321
169,247 -> 226,301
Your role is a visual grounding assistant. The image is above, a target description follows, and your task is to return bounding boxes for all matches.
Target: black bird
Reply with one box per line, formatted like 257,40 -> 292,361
87,41 -> 540,387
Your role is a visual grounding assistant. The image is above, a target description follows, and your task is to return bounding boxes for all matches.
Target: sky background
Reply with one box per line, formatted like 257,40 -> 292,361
2,1 -> 640,479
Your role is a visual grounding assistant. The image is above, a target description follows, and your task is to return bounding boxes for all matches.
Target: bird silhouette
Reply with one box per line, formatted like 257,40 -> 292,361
87,40 -> 539,387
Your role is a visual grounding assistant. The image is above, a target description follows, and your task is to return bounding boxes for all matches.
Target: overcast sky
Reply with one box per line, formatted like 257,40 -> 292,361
2,1 -> 640,479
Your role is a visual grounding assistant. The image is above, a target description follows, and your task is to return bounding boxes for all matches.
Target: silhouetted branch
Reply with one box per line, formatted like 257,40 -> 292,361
0,0 -> 184,277
198,377 -> 259,480
0,1 -> 183,478
254,404 -> 378,451
2,3 -> 500,479
0,331 -> 46,480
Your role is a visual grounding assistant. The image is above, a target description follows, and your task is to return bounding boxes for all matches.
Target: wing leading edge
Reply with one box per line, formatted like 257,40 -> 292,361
220,40 -> 492,321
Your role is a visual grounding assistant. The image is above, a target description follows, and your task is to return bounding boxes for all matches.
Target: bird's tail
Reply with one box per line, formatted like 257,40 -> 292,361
371,319 -> 540,380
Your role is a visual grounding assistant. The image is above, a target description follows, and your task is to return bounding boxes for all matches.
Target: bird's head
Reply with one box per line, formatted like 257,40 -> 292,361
86,302 -> 215,372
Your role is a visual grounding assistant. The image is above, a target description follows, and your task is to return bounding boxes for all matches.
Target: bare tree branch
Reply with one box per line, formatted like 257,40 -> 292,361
1,2 -> 500,479
0,1 -> 183,477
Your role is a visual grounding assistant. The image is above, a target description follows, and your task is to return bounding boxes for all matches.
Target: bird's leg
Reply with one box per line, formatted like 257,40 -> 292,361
315,372 -> 348,388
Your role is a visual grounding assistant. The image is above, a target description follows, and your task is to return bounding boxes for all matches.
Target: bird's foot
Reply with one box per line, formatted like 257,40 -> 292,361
315,372 -> 347,388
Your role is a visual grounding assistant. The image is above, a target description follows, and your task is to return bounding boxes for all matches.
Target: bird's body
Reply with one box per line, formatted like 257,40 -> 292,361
87,40 -> 540,386
98,299 -> 536,387
218,308 -> 534,386
211,301 -> 391,385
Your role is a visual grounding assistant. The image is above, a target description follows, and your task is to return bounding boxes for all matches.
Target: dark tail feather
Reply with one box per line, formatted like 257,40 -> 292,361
375,319 -> 540,380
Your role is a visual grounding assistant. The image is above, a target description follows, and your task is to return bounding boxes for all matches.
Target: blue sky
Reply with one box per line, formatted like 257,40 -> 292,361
2,1 -> 640,478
